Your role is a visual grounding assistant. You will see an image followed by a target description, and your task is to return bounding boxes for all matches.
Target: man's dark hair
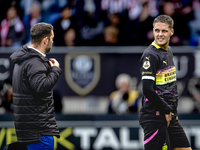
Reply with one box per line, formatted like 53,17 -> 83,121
153,15 -> 174,29
30,23 -> 53,46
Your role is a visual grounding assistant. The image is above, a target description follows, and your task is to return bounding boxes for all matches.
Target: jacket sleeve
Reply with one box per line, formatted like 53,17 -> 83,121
26,58 -> 62,93
140,53 -> 173,114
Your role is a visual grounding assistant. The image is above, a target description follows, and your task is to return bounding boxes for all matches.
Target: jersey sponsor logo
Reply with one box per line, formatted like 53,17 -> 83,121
142,71 -> 152,75
143,61 -> 150,70
65,53 -> 100,95
156,66 -> 176,85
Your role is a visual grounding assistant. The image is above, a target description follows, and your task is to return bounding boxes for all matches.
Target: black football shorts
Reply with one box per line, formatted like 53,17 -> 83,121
141,116 -> 190,150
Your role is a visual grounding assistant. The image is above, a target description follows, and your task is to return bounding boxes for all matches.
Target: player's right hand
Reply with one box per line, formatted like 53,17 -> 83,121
165,112 -> 174,128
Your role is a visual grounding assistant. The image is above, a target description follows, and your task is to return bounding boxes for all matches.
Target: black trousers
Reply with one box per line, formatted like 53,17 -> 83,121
3,142 -> 27,150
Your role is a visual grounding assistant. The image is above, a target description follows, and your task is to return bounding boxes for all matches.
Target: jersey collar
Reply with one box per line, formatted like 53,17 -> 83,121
151,42 -> 169,52
151,42 -> 161,49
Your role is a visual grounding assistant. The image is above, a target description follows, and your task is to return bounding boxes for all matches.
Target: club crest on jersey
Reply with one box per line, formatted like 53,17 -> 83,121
162,143 -> 168,150
143,61 -> 150,70
65,53 -> 100,95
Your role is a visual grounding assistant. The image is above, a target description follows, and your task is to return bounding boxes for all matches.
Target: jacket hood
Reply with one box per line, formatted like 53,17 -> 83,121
10,45 -> 45,64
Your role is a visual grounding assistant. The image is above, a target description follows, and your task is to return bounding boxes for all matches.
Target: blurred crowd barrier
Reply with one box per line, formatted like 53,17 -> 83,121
0,46 -> 200,115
